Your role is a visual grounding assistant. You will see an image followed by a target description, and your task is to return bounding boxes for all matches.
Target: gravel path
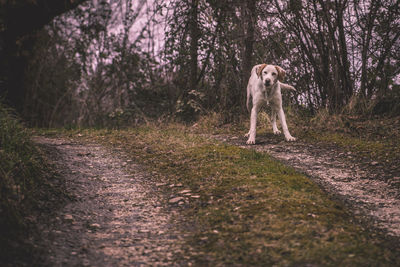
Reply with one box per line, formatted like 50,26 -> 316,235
34,137 -> 184,266
213,134 -> 400,238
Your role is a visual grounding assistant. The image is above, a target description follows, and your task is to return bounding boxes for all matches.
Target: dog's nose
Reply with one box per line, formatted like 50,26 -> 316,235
264,79 -> 271,86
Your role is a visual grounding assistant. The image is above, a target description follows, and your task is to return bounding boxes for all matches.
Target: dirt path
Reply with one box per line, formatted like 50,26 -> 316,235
213,134 -> 400,238
33,134 -> 399,265
34,137 -> 184,266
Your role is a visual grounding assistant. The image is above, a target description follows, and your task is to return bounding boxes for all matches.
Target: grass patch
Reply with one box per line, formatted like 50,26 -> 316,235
296,112 -> 400,169
53,124 -> 400,266
0,103 -> 65,265
194,110 -> 400,171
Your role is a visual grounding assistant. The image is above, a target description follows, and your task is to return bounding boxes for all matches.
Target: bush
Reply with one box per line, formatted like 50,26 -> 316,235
372,91 -> 400,116
0,101 -> 62,264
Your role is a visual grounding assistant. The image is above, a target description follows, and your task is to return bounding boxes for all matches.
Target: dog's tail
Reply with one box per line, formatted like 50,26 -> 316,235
279,82 -> 296,91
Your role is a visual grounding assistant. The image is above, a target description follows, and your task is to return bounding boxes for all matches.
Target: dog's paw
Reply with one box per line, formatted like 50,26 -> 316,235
273,129 -> 281,135
246,138 -> 256,145
285,136 -> 296,142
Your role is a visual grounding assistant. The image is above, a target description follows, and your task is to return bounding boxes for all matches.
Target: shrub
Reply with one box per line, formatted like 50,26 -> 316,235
0,101 -> 62,264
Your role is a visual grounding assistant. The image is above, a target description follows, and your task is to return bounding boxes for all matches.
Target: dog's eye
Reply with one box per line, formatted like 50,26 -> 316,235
272,73 -> 277,76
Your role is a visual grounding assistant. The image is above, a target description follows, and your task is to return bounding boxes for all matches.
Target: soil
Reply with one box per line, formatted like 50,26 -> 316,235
212,133 -> 400,238
33,137 -> 186,266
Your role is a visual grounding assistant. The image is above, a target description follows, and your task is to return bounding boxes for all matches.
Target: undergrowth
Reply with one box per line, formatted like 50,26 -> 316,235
296,108 -> 400,170
63,125 -> 400,266
0,102 -> 64,265
193,107 -> 400,171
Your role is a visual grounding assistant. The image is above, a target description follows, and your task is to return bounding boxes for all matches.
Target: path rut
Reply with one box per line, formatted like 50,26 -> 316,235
34,137 -> 184,266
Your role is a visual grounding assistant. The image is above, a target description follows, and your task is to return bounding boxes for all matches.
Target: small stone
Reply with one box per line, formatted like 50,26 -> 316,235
191,195 -> 201,199
88,223 -> 101,230
179,189 -> 191,194
169,183 -> 183,188
64,214 -> 73,222
169,197 -> 184,204
371,161 -> 379,166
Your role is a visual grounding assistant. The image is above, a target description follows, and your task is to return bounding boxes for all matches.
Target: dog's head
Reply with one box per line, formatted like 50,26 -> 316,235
256,64 -> 286,87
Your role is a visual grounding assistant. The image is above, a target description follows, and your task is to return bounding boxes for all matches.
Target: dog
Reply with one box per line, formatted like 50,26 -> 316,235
245,64 -> 296,144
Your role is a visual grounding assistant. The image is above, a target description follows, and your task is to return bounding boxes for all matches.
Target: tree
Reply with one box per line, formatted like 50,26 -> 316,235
0,0 -> 87,112
241,0 -> 257,111
270,0 -> 399,112
21,0 -> 160,127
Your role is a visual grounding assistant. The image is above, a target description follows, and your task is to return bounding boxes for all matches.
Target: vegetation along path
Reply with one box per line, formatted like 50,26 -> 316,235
214,134 -> 400,238
34,136 -> 185,266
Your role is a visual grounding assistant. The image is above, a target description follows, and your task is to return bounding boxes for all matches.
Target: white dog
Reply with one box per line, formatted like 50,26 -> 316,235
245,64 -> 296,144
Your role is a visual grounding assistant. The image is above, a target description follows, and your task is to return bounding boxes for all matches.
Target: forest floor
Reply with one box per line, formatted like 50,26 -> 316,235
31,117 -> 400,265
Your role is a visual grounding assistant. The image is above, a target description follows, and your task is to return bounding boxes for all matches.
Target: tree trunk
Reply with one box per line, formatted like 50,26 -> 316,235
189,0 -> 199,91
241,0 -> 257,111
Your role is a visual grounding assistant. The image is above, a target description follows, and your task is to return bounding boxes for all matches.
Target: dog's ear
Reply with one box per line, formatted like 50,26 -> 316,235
256,64 -> 267,79
275,66 -> 286,81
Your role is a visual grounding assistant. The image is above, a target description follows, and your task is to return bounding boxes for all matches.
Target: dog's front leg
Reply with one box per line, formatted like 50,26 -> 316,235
277,108 -> 296,141
271,110 -> 281,135
246,105 -> 259,144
